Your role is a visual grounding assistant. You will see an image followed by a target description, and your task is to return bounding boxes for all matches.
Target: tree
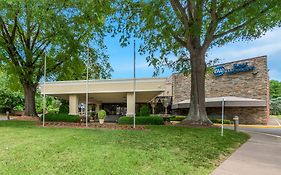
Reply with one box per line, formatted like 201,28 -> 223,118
0,0 -> 113,116
270,80 -> 281,99
115,0 -> 281,124
0,66 -> 24,112
270,97 -> 281,115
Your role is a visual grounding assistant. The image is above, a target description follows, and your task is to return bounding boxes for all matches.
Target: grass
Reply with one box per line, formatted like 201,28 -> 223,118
271,115 -> 281,119
0,121 -> 249,175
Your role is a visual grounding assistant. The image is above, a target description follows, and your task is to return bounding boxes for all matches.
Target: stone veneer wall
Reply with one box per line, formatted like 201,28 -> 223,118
206,107 -> 267,124
172,56 -> 269,124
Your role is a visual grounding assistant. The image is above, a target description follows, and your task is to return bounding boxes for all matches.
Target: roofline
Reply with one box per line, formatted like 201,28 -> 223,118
40,77 -> 168,85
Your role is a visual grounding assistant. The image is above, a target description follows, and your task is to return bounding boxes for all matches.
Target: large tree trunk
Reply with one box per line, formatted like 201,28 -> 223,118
23,83 -> 37,117
182,51 -> 212,125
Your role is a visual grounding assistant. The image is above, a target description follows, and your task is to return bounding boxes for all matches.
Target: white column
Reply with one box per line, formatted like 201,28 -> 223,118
126,92 -> 135,116
69,95 -> 79,115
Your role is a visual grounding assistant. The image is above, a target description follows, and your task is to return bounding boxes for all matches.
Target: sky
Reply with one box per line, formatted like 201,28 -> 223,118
105,27 -> 281,81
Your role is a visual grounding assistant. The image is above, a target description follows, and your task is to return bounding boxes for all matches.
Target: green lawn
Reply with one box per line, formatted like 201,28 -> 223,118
0,121 -> 249,175
271,115 -> 281,119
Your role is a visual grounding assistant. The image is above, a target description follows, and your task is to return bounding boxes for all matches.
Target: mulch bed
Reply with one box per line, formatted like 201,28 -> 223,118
176,123 -> 219,128
39,122 -> 146,130
12,116 -> 40,121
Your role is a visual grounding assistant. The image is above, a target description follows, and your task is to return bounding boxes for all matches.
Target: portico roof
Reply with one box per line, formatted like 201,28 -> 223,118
172,96 -> 267,109
39,78 -> 167,103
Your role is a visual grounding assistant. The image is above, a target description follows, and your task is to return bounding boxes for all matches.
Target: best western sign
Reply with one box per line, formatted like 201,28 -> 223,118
213,62 -> 256,77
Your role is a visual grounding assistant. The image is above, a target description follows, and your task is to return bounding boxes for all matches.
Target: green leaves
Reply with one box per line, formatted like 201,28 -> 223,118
270,80 -> 281,99
0,0 -> 114,84
115,0 -> 281,74
0,0 -> 114,115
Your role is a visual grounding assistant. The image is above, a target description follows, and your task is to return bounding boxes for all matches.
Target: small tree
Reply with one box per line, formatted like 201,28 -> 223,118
98,110 -> 107,119
270,97 -> 281,115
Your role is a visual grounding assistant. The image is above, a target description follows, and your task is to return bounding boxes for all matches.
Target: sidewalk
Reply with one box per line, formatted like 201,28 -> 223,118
212,132 -> 281,175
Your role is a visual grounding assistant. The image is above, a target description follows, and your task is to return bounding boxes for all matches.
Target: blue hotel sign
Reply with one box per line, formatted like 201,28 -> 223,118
213,62 -> 256,77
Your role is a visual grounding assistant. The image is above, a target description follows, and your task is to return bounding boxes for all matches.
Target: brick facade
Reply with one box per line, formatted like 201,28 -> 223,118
172,56 -> 269,124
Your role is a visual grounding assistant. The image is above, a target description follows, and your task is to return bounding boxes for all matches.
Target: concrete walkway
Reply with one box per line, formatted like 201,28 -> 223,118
268,116 -> 281,126
212,132 -> 281,175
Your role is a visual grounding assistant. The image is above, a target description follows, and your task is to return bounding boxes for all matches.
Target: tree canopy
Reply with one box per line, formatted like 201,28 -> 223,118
115,0 -> 281,124
270,80 -> 281,99
0,0 -> 114,116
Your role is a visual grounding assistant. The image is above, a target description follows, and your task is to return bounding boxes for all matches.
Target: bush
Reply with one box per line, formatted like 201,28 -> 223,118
139,105 -> 150,116
59,100 -> 69,114
98,110 -> 106,119
44,113 -> 80,122
118,116 -> 164,125
170,116 -> 186,121
210,119 -> 233,124
270,97 -> 281,115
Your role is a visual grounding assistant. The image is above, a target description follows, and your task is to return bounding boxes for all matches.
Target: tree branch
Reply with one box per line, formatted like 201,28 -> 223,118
214,6 -> 271,40
173,34 -> 187,47
218,0 -> 257,21
170,0 -> 189,28
202,0 -> 218,52
31,25 -> 41,51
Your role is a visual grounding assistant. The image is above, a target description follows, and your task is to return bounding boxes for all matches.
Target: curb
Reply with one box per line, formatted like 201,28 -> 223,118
244,130 -> 281,139
213,123 -> 281,128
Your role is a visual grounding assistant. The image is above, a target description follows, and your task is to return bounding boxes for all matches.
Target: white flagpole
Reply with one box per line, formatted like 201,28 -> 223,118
221,98 -> 225,136
86,45 -> 89,127
133,40 -> 136,128
43,53 -> 47,127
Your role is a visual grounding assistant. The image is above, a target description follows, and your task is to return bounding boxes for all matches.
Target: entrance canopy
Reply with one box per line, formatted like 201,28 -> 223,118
172,96 -> 267,109
39,78 -> 167,115
40,78 -> 166,103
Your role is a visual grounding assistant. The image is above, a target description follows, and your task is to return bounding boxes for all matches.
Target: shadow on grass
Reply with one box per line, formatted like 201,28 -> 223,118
0,120 -> 36,128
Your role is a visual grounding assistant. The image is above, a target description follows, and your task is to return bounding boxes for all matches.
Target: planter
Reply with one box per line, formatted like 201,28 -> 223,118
99,119 -> 104,124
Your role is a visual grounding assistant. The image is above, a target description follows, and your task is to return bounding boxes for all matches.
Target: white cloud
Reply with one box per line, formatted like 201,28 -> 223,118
209,28 -> 281,62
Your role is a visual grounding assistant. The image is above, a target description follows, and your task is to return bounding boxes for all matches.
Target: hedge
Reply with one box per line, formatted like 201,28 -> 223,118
169,116 -> 186,121
210,119 -> 233,124
118,116 -> 164,125
44,113 -> 80,122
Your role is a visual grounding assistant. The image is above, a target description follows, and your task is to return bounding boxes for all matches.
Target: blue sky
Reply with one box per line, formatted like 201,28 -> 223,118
105,27 -> 281,81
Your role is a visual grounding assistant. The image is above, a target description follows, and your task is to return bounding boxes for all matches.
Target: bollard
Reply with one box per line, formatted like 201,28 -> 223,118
233,116 -> 239,132
6,111 -> 10,120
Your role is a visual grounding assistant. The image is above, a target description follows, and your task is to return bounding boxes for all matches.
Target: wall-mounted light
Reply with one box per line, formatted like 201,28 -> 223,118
252,70 -> 259,75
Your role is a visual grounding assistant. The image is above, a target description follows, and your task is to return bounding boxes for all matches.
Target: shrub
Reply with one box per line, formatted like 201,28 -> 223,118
139,105 -> 150,116
59,100 -> 69,114
98,110 -> 106,119
270,97 -> 281,115
210,119 -> 233,124
170,116 -> 186,121
118,116 -> 164,125
44,113 -> 80,122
